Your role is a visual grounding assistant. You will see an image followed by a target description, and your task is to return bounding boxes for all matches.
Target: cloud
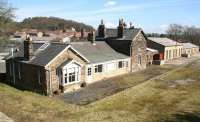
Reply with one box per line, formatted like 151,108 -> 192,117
104,0 -> 117,7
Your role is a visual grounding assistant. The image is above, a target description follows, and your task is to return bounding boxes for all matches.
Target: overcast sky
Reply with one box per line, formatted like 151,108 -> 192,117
9,0 -> 200,33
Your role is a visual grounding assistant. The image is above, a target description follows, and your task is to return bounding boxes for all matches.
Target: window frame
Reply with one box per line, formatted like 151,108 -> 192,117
88,68 -> 92,76
95,64 -> 103,73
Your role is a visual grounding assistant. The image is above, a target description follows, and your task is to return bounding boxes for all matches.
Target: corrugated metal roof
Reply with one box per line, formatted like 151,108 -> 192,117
182,43 -> 199,49
148,37 -> 182,47
71,41 -> 130,64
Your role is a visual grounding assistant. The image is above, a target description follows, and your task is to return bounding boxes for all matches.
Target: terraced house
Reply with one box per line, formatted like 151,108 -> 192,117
5,19 -> 155,95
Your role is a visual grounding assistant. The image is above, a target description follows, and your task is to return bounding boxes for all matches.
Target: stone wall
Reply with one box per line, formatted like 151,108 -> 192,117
131,32 -> 147,71
45,48 -> 87,94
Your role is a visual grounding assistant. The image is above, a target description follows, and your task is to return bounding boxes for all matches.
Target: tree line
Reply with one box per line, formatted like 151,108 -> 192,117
148,24 -> 200,46
167,24 -> 200,46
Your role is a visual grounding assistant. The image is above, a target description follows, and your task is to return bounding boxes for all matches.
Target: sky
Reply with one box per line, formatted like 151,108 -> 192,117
9,0 -> 200,33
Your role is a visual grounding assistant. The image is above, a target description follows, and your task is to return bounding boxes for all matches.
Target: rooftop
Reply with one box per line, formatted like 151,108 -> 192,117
148,37 -> 182,47
71,41 -> 130,64
96,28 -> 142,41
182,43 -> 199,49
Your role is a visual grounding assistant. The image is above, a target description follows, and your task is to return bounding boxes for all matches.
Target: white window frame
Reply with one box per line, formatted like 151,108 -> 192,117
94,64 -> 103,73
62,61 -> 81,86
118,60 -> 128,69
88,68 -> 92,76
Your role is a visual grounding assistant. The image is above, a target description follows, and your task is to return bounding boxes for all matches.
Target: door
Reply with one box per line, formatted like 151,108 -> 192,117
87,67 -> 93,83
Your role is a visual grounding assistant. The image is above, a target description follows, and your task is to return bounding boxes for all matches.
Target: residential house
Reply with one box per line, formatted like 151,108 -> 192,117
182,43 -> 199,57
5,34 -> 130,95
147,37 -> 183,65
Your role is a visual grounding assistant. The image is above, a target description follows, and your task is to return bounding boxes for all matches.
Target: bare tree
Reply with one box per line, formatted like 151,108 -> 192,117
166,24 -> 200,46
166,24 -> 183,41
0,0 -> 15,42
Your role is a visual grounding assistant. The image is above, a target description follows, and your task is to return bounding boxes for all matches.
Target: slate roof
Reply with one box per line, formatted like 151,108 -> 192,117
182,43 -> 199,49
28,43 -> 68,66
148,37 -> 182,47
104,28 -> 141,40
4,42 -> 44,59
71,41 -> 130,64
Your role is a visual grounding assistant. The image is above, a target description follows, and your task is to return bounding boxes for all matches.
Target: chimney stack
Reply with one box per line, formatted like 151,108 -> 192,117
24,34 -> 34,60
88,31 -> 96,45
117,18 -> 124,38
81,28 -> 85,38
98,19 -> 106,38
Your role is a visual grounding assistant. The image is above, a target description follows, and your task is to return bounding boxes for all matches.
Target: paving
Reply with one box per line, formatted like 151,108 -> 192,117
0,112 -> 13,122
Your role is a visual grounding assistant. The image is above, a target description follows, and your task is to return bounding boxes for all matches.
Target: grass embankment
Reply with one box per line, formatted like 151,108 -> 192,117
0,61 -> 200,122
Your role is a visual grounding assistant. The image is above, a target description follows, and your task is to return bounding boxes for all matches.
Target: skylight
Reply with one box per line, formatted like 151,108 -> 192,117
39,43 -> 50,50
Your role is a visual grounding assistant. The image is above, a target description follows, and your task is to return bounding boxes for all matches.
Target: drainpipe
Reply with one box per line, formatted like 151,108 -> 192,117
46,68 -> 52,96
130,43 -> 133,72
11,48 -> 15,85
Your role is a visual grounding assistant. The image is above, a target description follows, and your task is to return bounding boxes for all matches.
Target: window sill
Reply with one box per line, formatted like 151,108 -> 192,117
63,81 -> 81,86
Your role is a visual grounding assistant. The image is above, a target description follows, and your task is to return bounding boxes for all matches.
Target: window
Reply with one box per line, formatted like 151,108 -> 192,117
64,74 -> 67,84
126,61 -> 129,67
118,61 -> 128,68
69,72 -> 76,83
88,68 -> 91,76
63,66 -> 80,85
118,61 -> 123,68
39,43 -> 50,50
165,50 -> 168,60
95,65 -> 103,73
